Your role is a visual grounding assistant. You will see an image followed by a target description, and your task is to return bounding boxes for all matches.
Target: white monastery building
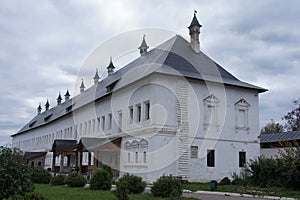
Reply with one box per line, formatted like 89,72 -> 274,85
11,13 -> 267,182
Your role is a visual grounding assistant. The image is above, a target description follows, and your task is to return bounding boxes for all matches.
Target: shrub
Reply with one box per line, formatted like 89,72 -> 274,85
115,178 -> 129,200
31,167 -> 52,184
245,156 -> 279,187
50,174 -> 65,186
12,192 -> 47,200
118,174 -> 146,194
151,177 -> 182,198
219,177 -> 231,185
102,164 -> 113,180
0,147 -> 33,199
65,172 -> 86,187
90,169 -> 112,190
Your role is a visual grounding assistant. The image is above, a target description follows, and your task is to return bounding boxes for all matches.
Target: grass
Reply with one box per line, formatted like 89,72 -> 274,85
34,184 -> 197,200
182,182 -> 300,198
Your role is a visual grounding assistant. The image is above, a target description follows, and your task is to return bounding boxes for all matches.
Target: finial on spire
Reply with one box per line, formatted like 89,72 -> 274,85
93,68 -> 100,84
64,89 -> 70,100
188,11 -> 202,53
80,79 -> 85,93
57,92 -> 62,105
45,99 -> 50,111
107,57 -> 115,76
138,34 -> 149,56
37,103 -> 42,114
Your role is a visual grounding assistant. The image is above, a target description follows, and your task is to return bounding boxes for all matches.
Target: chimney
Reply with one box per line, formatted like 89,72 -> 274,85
80,79 -> 85,93
107,57 -> 115,76
57,92 -> 62,105
37,104 -> 42,114
188,10 -> 202,53
45,99 -> 50,111
64,89 -> 70,101
138,34 -> 149,56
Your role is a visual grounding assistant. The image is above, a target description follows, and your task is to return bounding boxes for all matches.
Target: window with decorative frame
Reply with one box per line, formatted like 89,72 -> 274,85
235,99 -> 250,130
203,94 -> 220,127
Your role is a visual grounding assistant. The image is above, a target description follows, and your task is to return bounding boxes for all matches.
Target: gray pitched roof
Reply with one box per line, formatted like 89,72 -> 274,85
51,139 -> 77,152
260,131 -> 300,143
12,35 -> 267,136
24,151 -> 46,160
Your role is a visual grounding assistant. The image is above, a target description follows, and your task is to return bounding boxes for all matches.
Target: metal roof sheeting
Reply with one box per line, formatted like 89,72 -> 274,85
260,131 -> 300,143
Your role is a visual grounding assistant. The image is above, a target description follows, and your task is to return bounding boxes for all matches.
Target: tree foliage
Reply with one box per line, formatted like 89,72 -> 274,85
282,99 -> 300,131
260,119 -> 284,134
0,146 -> 33,200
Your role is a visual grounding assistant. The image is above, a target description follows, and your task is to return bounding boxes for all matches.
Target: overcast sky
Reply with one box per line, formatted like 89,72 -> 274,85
1,0 -> 299,146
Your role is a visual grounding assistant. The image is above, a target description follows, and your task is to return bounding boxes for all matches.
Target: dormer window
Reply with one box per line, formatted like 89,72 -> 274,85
44,114 -> 53,122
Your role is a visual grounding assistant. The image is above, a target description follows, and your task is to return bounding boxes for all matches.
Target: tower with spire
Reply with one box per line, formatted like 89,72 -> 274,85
138,34 -> 149,56
37,104 -> 42,114
188,10 -> 202,53
93,69 -> 100,84
64,90 -> 70,101
107,57 -> 115,76
45,100 -> 50,111
57,93 -> 62,105
80,79 -> 85,93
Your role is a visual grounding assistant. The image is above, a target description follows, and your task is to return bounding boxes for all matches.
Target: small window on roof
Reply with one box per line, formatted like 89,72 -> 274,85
66,105 -> 72,112
29,121 -> 37,128
44,114 -> 53,122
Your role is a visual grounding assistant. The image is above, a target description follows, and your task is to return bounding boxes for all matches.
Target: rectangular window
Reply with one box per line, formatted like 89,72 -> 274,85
237,109 -> 246,127
101,116 -> 105,131
136,104 -> 141,122
144,101 -> 150,120
97,117 -> 100,132
129,106 -> 133,124
239,151 -> 246,167
207,149 -> 215,167
92,119 -> 95,133
118,112 -> 122,133
108,113 -> 112,129
190,146 -> 198,158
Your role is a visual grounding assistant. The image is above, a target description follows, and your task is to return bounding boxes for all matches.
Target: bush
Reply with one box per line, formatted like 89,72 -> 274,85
0,147 -> 33,199
50,174 -> 65,186
12,192 -> 47,200
90,169 -> 112,190
102,164 -> 113,180
65,172 -> 86,187
31,167 -> 52,184
115,178 -> 129,200
245,156 -> 279,187
151,177 -> 182,198
118,174 -> 146,194
219,177 -> 231,185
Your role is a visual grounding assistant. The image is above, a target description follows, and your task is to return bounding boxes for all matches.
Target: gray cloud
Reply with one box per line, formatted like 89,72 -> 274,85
0,0 -> 299,145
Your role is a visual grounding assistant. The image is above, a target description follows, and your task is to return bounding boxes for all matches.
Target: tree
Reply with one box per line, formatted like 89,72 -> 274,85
282,98 -> 300,131
260,119 -> 284,134
0,146 -> 33,200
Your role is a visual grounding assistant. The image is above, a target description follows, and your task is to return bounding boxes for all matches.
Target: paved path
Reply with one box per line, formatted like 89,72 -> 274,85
184,193 -> 273,200
183,191 -> 296,200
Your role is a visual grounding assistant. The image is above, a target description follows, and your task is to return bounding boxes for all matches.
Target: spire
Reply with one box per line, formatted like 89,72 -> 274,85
93,68 -> 100,84
37,103 -> 42,115
107,57 -> 115,76
138,34 -> 149,56
188,10 -> 202,53
45,99 -> 50,111
57,92 -> 62,105
80,79 -> 85,93
64,89 -> 70,101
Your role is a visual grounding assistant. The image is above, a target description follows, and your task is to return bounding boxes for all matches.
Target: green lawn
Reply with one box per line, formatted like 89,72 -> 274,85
182,182 -> 300,198
34,184 -> 197,200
